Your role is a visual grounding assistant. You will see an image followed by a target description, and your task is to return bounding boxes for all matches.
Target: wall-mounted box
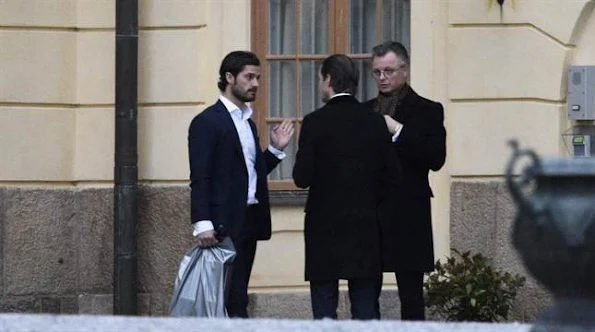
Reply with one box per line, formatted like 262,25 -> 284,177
562,125 -> 595,157
568,66 -> 595,120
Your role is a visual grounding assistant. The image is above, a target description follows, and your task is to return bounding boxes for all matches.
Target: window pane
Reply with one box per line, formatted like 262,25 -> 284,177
269,0 -> 296,54
267,123 -> 296,180
349,0 -> 377,54
268,61 -> 297,118
354,59 -> 377,102
382,0 -> 410,50
300,60 -> 324,117
300,0 -> 329,54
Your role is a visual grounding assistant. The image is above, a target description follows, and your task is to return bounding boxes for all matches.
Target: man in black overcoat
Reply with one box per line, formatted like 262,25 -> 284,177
293,54 -> 400,320
364,41 -> 447,321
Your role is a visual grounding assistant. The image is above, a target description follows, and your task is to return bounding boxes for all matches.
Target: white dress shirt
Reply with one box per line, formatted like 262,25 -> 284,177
392,124 -> 404,141
193,96 -> 286,236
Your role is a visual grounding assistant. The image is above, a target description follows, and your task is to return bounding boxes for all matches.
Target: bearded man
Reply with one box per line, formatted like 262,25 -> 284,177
188,51 -> 294,318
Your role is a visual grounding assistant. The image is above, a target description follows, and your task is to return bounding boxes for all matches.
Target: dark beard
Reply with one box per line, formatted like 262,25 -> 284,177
231,84 -> 256,103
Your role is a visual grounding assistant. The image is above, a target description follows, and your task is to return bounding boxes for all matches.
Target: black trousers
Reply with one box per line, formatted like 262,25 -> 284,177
310,278 -> 380,320
225,206 -> 258,318
376,271 -> 425,320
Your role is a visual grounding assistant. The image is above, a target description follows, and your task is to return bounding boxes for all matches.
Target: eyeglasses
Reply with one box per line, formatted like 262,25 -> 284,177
371,64 -> 405,79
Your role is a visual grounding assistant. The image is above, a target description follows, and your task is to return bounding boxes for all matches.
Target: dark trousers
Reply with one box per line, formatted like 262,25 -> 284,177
225,206 -> 258,318
376,271 -> 425,320
310,278 -> 380,320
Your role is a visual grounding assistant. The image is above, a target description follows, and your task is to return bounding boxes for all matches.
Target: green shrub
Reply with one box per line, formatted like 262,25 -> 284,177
423,248 -> 526,322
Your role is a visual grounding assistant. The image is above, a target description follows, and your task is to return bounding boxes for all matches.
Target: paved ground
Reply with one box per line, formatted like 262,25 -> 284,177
0,314 -> 532,332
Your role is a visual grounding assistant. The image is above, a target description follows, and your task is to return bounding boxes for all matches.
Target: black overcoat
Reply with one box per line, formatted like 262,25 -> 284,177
294,95 -> 401,281
364,87 -> 446,272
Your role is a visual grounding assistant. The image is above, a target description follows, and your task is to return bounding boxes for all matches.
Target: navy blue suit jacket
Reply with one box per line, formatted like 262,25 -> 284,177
188,100 -> 281,240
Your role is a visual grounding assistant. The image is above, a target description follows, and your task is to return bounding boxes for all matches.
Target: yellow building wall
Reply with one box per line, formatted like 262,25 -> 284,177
0,0 -> 310,294
0,0 -> 251,182
447,0 -> 594,175
3,0 -> 595,304
445,0 -> 595,320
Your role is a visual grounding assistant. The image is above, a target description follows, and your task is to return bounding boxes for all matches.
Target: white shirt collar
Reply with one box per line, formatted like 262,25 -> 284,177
219,95 -> 253,120
330,92 -> 352,100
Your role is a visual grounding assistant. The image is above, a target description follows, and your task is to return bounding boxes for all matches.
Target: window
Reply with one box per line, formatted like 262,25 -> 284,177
251,0 -> 410,190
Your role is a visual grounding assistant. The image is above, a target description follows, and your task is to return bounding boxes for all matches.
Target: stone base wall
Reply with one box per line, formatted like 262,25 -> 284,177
0,186 -> 402,319
0,186 -> 193,316
0,183 -> 552,320
450,181 -> 553,321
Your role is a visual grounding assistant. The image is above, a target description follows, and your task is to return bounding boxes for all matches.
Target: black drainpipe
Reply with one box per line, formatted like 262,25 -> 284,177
114,0 -> 138,315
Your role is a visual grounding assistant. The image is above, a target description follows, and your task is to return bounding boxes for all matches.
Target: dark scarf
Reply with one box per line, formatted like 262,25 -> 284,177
373,83 -> 410,118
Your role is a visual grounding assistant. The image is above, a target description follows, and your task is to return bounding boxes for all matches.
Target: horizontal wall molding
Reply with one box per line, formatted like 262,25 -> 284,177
0,102 -> 206,108
448,176 -> 506,181
450,23 -> 576,48
0,181 -> 190,188
0,26 -> 206,32
450,98 -> 566,105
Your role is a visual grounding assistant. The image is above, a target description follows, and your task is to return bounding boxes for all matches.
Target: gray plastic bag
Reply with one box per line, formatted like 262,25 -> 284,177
169,237 -> 236,317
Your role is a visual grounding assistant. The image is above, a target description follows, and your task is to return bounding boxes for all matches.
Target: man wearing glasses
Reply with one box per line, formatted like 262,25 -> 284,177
365,41 -> 447,320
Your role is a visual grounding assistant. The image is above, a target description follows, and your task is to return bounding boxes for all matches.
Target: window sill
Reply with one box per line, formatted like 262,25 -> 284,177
269,190 -> 308,206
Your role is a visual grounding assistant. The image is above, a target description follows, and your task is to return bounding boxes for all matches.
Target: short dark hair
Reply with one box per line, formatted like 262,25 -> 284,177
217,51 -> 260,91
320,54 -> 359,95
372,41 -> 410,66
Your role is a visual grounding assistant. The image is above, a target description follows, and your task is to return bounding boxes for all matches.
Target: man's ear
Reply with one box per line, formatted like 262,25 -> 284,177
402,66 -> 410,80
225,72 -> 235,85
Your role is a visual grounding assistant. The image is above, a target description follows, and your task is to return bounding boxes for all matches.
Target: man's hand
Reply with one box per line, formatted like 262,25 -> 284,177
270,119 -> 295,151
196,230 -> 219,248
383,115 -> 402,135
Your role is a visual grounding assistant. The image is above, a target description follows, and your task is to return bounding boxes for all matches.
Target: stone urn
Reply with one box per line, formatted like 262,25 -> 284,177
506,140 -> 595,331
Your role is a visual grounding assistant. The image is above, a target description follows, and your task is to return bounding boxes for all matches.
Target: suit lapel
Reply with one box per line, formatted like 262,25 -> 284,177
248,119 -> 260,150
248,119 -> 263,167
394,87 -> 419,123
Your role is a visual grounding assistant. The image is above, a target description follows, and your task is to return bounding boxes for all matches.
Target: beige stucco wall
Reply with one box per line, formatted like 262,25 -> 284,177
448,0 -> 594,175
446,0 -> 595,319
386,0 -> 594,302
410,0 -> 451,279
0,0 -> 447,296
0,0 -> 248,182
444,0 -> 595,201
0,0 -> 310,294
3,0 -> 595,313
0,0 -> 486,293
